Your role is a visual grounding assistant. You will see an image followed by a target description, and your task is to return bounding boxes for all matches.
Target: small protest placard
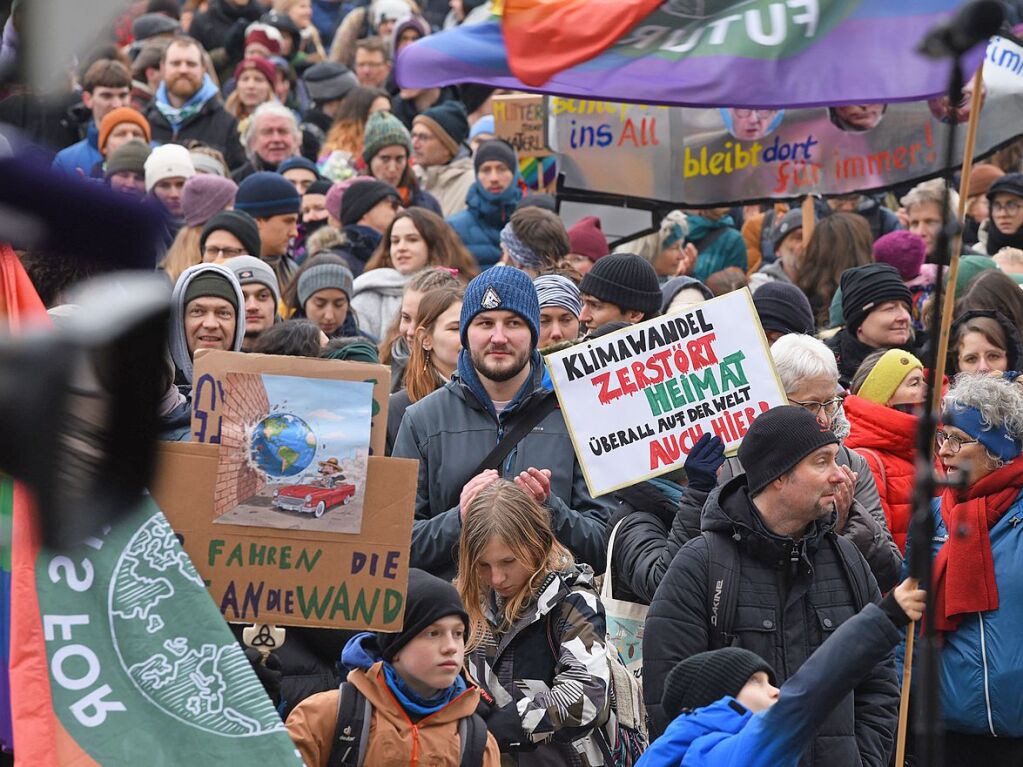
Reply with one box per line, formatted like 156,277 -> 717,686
493,93 -> 548,155
153,442 -> 416,631
546,289 -> 787,497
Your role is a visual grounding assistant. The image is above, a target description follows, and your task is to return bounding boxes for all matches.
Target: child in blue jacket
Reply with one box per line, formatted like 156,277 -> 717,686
638,578 -> 925,767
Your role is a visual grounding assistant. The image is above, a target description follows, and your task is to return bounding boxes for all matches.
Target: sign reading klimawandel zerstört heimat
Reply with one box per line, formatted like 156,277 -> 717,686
546,289 -> 788,497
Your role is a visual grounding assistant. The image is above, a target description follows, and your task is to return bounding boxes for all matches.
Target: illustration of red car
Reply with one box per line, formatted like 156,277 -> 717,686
272,481 -> 356,517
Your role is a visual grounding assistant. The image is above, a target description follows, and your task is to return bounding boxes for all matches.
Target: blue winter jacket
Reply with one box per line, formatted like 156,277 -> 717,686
903,490 -> 1023,737
52,121 -> 101,177
638,602 -> 903,767
687,215 -> 748,283
446,180 -> 522,270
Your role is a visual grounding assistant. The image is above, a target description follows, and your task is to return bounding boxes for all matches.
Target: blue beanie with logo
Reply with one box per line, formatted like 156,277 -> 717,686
460,266 -> 540,349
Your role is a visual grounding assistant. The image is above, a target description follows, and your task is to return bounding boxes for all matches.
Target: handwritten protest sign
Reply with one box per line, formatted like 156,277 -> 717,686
549,36 -> 1023,206
191,350 -> 390,456
494,93 -> 556,193
153,442 -> 416,631
546,290 -> 787,497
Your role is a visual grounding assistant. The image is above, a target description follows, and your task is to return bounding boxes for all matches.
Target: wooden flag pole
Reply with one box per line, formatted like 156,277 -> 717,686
930,61 -> 985,414
895,61 -> 985,767
801,195 -> 816,242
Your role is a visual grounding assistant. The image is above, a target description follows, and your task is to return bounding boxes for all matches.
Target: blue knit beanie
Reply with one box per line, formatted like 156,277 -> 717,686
460,266 -> 540,349
235,171 -> 301,219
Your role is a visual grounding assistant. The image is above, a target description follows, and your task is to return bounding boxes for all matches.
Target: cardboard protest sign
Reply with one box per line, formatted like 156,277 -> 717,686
153,442 -> 417,631
549,35 -> 1023,206
214,373 -> 373,535
190,350 -> 390,456
546,290 -> 787,497
493,93 -> 557,194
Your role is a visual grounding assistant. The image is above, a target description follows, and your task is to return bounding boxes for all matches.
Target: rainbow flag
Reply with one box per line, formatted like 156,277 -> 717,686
0,243 -> 49,753
396,0 -> 984,108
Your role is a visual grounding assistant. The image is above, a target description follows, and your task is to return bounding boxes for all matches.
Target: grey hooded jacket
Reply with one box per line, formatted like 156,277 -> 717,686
392,364 -> 616,580
169,262 -> 246,386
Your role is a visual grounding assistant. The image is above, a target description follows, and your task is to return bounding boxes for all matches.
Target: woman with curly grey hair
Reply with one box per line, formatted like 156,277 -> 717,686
915,373 -> 1023,763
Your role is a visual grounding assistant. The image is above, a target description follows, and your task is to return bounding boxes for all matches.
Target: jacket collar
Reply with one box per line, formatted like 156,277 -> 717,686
465,180 -> 522,227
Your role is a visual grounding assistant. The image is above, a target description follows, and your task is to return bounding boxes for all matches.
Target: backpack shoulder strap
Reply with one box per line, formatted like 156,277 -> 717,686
328,682 -> 373,767
830,533 -> 870,612
458,713 -> 489,767
701,530 -> 740,650
472,391 -> 558,475
854,447 -> 887,489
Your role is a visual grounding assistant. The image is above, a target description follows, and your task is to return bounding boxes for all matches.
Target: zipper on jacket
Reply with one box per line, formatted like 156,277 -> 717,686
979,615 -> 996,736
1009,514 -> 1023,528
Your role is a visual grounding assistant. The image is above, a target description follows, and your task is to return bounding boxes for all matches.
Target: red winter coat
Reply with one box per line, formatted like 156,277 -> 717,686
844,395 -> 917,553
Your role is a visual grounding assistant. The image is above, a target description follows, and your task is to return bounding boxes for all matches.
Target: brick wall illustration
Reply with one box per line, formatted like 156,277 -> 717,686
214,373 -> 270,517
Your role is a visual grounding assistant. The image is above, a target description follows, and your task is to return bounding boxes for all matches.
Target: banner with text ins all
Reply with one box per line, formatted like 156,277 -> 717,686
13,497 -> 303,766
546,290 -> 787,497
549,35 -> 1023,206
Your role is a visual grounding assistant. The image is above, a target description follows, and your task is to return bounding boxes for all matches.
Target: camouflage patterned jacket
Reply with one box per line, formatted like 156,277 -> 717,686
466,565 -> 612,767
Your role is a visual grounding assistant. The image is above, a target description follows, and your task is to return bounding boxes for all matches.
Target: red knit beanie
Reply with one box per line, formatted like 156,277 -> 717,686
568,216 -> 609,263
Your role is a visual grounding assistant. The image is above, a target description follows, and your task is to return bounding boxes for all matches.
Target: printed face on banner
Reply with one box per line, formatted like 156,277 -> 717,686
546,289 -> 787,497
214,373 -> 373,534
550,36 -> 1023,206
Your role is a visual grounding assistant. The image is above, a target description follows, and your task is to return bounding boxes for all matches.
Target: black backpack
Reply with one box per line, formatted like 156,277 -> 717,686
702,530 -> 870,649
327,681 -> 489,767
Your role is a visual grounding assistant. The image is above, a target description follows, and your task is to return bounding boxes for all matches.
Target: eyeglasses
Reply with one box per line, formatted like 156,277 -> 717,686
733,109 -> 777,118
789,397 -> 843,419
204,245 -> 246,259
935,430 -> 979,454
410,131 -> 434,143
992,201 -> 1023,215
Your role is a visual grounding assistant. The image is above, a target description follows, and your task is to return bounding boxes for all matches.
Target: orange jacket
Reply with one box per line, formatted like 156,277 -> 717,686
844,395 -> 918,553
285,662 -> 502,767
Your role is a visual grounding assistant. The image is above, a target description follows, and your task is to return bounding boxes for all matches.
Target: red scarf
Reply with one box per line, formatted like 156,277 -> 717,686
932,459 -> 1023,632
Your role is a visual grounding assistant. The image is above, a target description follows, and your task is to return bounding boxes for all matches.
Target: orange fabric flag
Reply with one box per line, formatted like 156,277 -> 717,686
501,0 -> 662,87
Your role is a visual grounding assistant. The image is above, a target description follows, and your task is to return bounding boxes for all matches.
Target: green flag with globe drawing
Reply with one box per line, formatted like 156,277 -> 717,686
17,497 -> 303,765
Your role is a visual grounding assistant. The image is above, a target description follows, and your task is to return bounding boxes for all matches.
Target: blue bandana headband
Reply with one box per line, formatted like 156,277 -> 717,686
662,222 -> 686,249
943,403 -> 1023,462
500,222 -> 544,269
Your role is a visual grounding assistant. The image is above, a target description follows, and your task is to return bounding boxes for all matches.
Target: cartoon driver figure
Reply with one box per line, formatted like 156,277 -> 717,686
317,457 -> 344,488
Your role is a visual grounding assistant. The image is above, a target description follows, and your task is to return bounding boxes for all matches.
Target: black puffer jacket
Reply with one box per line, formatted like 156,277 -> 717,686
642,475 -> 900,766
143,97 -> 246,171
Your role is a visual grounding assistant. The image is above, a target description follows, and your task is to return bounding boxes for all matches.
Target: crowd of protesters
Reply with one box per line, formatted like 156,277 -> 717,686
5,1 -> 1023,765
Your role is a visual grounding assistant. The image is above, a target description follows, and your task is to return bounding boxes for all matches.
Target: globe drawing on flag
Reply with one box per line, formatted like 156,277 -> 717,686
249,413 -> 317,478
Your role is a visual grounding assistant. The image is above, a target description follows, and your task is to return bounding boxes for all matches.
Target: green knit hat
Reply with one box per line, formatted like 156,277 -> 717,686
362,111 -> 412,165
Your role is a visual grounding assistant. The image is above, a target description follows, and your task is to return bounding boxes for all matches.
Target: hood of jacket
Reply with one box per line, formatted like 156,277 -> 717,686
844,394 -> 917,456
353,266 -> 409,297
660,275 -> 714,313
170,262 -> 246,385
702,475 -> 836,569
756,259 -> 792,284
688,214 -> 736,242
484,563 -> 597,629
464,178 -> 522,229
642,697 -> 751,766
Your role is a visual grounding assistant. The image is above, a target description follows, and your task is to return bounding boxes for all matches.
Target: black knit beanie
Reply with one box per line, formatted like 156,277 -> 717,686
183,271 -> 240,315
753,282 -> 815,336
200,210 -> 262,260
661,648 -> 776,720
839,263 -> 912,335
339,180 -> 401,228
474,139 -> 518,174
377,569 -> 469,662
737,405 -> 839,496
579,253 -> 662,319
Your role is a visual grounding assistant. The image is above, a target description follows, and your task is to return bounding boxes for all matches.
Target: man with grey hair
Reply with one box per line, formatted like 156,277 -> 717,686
231,101 -> 301,182
610,333 -> 901,609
